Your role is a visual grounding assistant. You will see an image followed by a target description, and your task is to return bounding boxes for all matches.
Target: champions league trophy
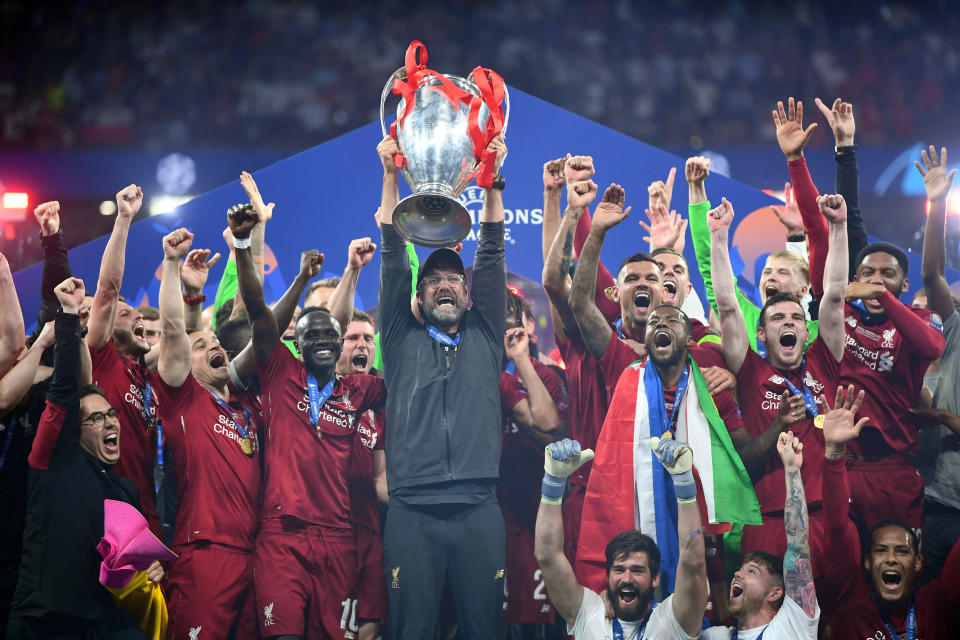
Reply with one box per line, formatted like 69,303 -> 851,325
380,41 -> 509,247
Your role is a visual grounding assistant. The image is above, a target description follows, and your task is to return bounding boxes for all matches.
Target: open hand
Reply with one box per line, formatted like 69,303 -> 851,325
770,183 -> 803,236
240,171 -> 274,223
819,385 -> 869,451
915,145 -> 957,203
34,201 -> 60,236
181,248 -> 221,291
773,98 -> 817,161
592,184 -> 631,231
814,98 -> 855,147
640,203 -> 687,251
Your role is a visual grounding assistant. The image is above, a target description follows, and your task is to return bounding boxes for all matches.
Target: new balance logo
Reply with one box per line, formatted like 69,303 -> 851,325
768,374 -> 785,385
845,315 -> 857,328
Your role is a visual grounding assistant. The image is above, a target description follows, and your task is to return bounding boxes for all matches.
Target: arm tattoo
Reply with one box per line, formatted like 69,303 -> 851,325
783,468 -> 817,617
558,226 -> 575,277
569,230 -> 613,360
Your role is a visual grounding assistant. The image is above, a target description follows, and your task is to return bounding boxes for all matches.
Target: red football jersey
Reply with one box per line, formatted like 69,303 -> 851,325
822,458 -> 960,638
840,299 -> 945,457
90,341 -> 160,532
736,337 -> 839,513
154,374 -> 261,550
556,333 -> 607,488
348,407 -> 385,532
498,358 -> 568,531
257,344 -> 386,528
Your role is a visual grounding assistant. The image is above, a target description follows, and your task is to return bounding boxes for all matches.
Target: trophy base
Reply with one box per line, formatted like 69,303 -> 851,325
392,193 -> 472,248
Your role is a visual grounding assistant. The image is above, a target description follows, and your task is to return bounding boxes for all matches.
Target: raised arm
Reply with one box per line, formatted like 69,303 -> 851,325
158,229 -> 199,387
504,328 -> 562,444
87,185 -> 142,350
180,244 -> 221,335
0,252 -> 25,378
816,98 -> 867,279
708,198 -> 749,374
816,194 -> 850,361
778,431 -> 817,618
29,278 -> 85,470
774,99 -> 828,299
568,182 -> 626,360
377,136 -> 415,345
919,145 -> 958,320
327,238 -> 377,330
229,172 -> 274,320
229,202 -> 277,364
534,439 -> 594,622
652,436 -> 707,637
540,157 -> 567,263
33,201 -> 73,334
471,137 -> 508,334
542,179 -> 598,341
0,322 -> 55,415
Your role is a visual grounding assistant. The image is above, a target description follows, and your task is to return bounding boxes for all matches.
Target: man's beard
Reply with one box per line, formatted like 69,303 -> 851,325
114,330 -> 149,358
607,583 -> 654,621
648,344 -> 686,370
422,300 -> 465,329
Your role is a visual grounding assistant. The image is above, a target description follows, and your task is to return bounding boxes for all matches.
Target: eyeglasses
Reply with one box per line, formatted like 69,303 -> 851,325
422,274 -> 465,288
81,408 -> 119,428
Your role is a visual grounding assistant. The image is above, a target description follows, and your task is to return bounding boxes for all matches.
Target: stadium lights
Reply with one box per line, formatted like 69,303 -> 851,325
99,200 -> 117,216
149,195 -> 193,216
2,192 -> 28,209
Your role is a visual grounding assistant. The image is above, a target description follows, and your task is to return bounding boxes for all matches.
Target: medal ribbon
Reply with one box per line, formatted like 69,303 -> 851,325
426,323 -> 461,347
306,373 -> 336,428
612,600 -> 656,640
880,600 -> 916,640
206,390 -> 251,439
615,317 -> 625,340
771,356 -> 819,418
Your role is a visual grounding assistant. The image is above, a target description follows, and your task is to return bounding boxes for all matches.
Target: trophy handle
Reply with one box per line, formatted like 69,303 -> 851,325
500,84 -> 510,138
380,67 -> 407,138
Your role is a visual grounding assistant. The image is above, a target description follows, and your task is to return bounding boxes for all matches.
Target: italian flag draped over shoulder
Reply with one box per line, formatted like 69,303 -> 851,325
573,354 -> 760,593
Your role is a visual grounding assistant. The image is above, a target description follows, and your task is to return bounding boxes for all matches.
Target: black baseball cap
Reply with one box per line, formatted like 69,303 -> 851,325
417,248 -> 465,288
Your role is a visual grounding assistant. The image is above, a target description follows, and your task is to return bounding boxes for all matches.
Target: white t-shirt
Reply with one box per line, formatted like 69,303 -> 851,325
568,588 -> 697,640
698,597 -> 820,639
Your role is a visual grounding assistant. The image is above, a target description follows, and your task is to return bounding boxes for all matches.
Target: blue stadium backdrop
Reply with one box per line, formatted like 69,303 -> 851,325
12,89 -> 960,350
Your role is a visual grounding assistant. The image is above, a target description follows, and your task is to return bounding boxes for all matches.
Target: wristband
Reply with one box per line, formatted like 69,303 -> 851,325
491,174 -> 506,191
786,233 -> 806,243
672,469 -> 697,502
182,293 -> 206,306
541,472 -> 566,503
233,236 -> 252,250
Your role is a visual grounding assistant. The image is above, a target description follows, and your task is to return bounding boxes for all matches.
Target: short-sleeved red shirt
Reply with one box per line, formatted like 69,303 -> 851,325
154,374 -> 261,550
90,341 -> 160,531
736,337 -> 840,513
257,344 -> 386,529
348,407 -> 385,532
498,358 -> 568,531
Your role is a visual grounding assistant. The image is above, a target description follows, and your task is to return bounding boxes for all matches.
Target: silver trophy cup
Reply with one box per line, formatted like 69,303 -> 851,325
380,68 -> 509,247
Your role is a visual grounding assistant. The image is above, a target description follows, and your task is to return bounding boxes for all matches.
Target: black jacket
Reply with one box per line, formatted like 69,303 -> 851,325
379,222 -> 506,499
10,312 -> 139,622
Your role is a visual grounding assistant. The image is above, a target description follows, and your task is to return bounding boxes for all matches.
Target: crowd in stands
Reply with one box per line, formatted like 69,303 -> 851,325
2,75 -> 960,640
2,0 -> 959,151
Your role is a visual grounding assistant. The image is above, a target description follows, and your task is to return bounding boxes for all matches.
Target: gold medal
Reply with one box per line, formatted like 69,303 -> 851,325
814,414 -> 825,430
240,436 -> 255,456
